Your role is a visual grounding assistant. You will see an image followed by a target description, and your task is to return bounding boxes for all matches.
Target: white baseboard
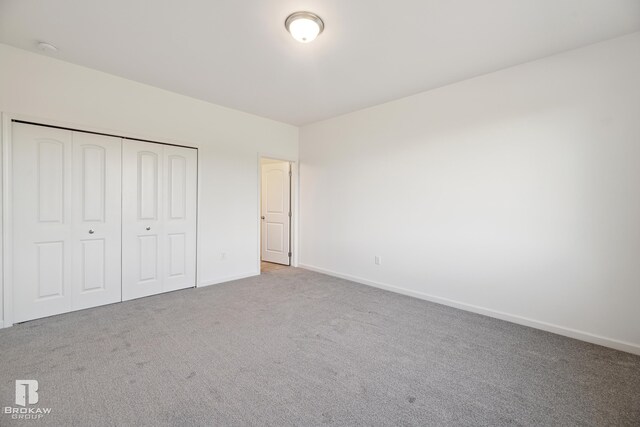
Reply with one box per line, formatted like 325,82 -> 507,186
299,263 -> 640,356
0,320 -> 4,329
198,271 -> 260,288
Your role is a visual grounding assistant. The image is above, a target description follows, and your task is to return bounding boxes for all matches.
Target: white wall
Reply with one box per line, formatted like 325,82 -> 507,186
299,33 -> 640,354
0,43 -> 298,325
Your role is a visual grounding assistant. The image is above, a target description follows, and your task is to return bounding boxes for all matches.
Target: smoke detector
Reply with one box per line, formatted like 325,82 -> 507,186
37,42 -> 58,53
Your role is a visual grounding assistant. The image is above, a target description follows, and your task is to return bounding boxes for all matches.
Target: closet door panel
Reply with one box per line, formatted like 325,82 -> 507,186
163,146 -> 197,292
13,124 -> 73,322
71,132 -> 122,309
122,141 -> 164,300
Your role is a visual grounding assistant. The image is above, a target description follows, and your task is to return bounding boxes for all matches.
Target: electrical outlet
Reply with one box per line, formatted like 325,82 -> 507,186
375,256 -> 382,265
221,252 -> 227,261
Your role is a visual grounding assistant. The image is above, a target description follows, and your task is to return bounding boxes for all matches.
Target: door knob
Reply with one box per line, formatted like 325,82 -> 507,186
261,216 -> 265,220
88,229 -> 95,234
146,226 -> 151,231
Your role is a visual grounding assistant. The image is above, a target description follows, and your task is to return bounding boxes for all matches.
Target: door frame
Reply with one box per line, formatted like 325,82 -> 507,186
257,154 -> 298,272
1,112 -> 200,328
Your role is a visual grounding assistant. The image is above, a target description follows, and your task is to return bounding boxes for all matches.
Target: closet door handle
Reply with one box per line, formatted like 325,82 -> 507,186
146,226 -> 151,231
88,229 -> 95,234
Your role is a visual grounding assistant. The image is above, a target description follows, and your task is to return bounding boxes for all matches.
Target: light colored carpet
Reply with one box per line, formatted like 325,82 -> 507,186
0,267 -> 639,426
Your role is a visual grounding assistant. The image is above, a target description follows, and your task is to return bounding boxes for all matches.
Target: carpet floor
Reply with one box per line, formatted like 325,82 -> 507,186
0,267 -> 639,426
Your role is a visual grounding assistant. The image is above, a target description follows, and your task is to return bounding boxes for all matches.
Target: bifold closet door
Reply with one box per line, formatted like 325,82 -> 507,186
163,145 -> 198,292
122,141 -> 197,300
12,123 -> 122,322
71,132 -> 122,310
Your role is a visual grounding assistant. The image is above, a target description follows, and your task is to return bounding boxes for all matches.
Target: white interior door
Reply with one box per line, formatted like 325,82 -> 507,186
71,132 -> 122,310
122,141 -> 197,300
13,124 -> 73,322
163,145 -> 198,292
12,123 -> 122,322
261,161 -> 291,265
122,140 -> 164,300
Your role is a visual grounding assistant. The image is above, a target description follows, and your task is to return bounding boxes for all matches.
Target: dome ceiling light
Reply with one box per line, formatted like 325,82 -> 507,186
285,11 -> 324,43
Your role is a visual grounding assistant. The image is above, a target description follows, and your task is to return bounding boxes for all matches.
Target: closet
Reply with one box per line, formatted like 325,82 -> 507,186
122,140 -> 197,300
11,122 -> 197,323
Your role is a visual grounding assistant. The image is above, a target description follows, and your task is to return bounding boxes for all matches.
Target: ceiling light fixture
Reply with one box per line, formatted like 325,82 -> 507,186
285,11 -> 324,43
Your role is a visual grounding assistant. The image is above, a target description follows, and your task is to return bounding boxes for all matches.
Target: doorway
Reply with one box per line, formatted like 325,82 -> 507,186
260,158 -> 292,272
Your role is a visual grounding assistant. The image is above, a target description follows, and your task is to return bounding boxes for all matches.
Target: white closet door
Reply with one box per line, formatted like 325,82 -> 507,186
122,141 -> 196,300
71,132 -> 122,310
12,124 -> 122,322
122,141 -> 164,300
163,145 -> 197,292
13,124 -> 74,322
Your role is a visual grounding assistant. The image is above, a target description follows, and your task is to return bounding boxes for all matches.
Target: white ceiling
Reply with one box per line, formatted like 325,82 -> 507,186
1,1 -> 639,125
